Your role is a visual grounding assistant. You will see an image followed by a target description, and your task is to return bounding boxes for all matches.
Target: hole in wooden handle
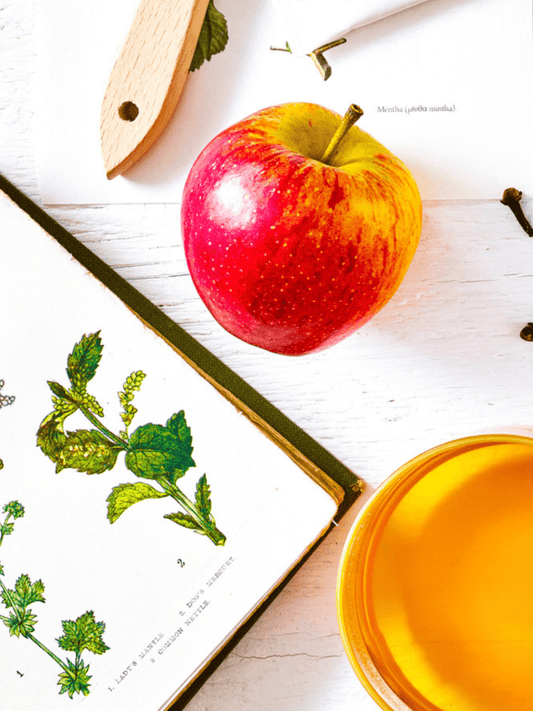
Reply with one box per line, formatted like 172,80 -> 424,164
118,101 -> 139,122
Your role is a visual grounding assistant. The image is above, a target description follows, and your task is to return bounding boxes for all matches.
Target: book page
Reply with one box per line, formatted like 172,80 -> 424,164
0,190 -> 338,711
34,0 -> 533,202
270,0 -> 431,55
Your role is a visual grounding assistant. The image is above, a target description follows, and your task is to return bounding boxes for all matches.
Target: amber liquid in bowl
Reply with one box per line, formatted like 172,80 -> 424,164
364,442 -> 533,711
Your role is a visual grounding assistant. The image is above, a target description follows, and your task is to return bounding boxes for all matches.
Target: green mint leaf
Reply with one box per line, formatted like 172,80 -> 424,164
54,429 -> 121,474
165,411 -> 195,482
57,658 -> 92,698
166,411 -> 194,456
37,413 -> 67,461
106,482 -> 168,524
0,459 -> 3,470
195,474 -> 212,519
4,609 -> 38,638
0,562 -> 4,576
57,611 -> 109,656
164,512 -> 202,531
66,332 -> 103,392
189,0 -> 228,72
125,423 -> 196,481
3,501 -> 25,519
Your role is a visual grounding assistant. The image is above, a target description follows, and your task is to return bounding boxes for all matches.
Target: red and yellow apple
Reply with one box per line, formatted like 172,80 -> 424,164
181,102 -> 422,355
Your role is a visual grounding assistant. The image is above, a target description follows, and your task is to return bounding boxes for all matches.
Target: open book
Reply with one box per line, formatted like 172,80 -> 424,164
0,176 -> 361,710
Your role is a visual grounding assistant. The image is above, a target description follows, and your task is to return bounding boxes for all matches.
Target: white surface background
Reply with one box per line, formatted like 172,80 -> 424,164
3,1 -> 533,709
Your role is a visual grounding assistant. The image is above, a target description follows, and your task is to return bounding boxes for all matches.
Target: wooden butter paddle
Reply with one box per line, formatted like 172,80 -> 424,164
100,0 -> 210,180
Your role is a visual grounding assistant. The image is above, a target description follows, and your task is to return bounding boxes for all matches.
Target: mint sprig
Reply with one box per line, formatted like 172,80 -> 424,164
190,0 -> 229,72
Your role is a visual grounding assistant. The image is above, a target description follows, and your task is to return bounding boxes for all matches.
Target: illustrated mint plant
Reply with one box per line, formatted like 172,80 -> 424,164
36,332 -> 226,546
0,500 -> 109,697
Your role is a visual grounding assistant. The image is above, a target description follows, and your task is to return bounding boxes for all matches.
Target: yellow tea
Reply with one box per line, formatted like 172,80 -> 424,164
367,443 -> 533,711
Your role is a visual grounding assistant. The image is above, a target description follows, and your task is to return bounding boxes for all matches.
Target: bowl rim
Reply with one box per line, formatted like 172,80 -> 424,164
335,432 -> 533,711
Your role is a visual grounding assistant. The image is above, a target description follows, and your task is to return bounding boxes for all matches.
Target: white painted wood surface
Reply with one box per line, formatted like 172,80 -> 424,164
3,2 -> 533,709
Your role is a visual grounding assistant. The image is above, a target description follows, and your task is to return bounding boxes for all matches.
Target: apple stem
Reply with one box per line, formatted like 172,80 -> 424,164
320,105 -> 364,165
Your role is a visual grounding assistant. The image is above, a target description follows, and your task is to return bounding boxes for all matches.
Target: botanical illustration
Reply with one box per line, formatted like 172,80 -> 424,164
0,379 -> 15,469
0,379 -> 15,410
37,332 -> 226,546
0,499 -> 109,697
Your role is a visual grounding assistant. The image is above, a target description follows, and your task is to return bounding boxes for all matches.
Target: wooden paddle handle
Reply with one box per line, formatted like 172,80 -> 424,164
100,0 -> 210,180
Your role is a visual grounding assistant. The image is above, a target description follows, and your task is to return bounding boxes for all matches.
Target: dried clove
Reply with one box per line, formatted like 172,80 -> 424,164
520,323 -> 533,341
500,190 -> 533,340
501,188 -> 533,236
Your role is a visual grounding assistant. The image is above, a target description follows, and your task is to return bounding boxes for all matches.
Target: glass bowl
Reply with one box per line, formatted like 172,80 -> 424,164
337,433 -> 533,711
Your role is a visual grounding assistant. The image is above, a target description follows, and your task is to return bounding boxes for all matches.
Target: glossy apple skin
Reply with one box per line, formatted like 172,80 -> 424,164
181,103 -> 422,355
